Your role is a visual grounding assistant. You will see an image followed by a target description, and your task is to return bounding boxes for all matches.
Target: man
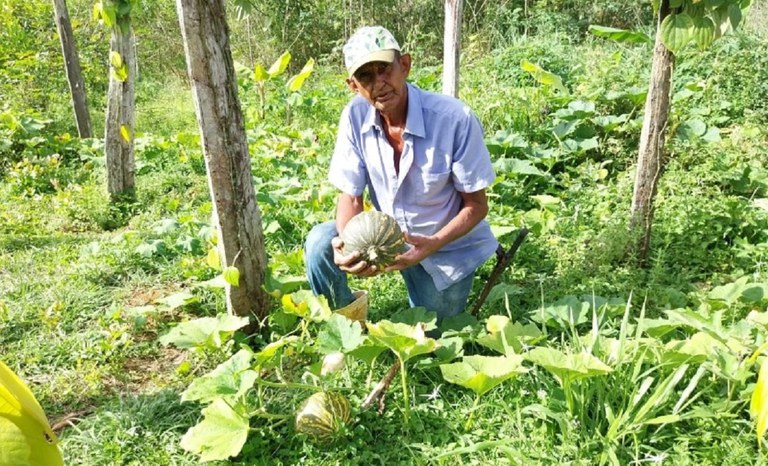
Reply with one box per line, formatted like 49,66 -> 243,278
305,25 -> 497,322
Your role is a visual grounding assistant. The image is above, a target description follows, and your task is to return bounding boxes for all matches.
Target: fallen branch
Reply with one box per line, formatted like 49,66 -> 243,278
361,361 -> 400,413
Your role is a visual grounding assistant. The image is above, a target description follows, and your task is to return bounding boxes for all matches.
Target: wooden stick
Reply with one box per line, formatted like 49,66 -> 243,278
469,228 -> 528,316
361,361 -> 400,411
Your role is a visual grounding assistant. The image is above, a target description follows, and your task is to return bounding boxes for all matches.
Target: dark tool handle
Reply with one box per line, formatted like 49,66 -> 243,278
469,228 -> 528,316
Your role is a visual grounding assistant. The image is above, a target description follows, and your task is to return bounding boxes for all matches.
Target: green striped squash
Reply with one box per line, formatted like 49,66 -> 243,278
295,391 -> 351,440
340,211 -> 405,268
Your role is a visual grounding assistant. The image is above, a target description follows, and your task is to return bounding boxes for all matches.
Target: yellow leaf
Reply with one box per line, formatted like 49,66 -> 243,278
520,59 -> 567,94
120,125 -> 131,143
206,248 -> 220,270
267,51 -> 291,78
223,266 -> 240,287
0,361 -> 63,466
109,51 -> 123,69
254,64 -> 268,82
92,1 -> 103,21
287,58 -> 315,92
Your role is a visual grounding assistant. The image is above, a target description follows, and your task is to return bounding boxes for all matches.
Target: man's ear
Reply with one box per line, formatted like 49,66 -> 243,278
346,78 -> 358,93
400,54 -> 412,77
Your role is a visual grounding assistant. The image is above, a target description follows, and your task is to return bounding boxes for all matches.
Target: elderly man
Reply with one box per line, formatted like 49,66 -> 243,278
305,25 -> 497,321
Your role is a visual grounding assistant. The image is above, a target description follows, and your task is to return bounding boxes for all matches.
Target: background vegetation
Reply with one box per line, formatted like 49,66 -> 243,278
2,0 -> 768,464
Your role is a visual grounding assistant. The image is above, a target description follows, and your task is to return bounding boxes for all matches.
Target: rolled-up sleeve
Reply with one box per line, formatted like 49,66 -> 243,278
328,106 -> 367,196
451,109 -> 496,193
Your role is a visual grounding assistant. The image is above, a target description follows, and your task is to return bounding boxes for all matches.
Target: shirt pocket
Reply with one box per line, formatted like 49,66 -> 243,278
410,170 -> 452,206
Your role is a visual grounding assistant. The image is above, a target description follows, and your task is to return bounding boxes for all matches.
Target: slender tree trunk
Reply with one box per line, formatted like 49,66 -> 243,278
52,0 -> 91,138
630,0 -> 674,263
105,23 -> 136,199
442,0 -> 463,97
176,0 -> 270,325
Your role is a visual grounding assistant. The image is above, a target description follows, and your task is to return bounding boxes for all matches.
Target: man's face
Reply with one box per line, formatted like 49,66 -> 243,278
347,54 -> 411,114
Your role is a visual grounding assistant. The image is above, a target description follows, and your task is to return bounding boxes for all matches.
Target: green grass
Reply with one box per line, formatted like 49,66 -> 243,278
2,27 -> 768,466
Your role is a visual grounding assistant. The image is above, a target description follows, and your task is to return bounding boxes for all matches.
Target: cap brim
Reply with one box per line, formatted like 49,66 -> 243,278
347,50 -> 397,77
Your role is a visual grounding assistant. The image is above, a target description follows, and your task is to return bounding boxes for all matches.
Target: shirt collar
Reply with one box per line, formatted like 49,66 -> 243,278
360,83 -> 426,139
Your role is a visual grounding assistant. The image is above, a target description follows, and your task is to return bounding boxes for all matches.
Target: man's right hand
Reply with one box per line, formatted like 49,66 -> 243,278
332,237 -> 380,277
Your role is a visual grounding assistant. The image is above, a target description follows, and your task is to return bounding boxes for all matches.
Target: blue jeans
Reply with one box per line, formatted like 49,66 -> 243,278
305,221 -> 475,322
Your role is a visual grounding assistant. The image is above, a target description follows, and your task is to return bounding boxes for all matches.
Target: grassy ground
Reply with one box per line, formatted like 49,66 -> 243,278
2,29 -> 768,465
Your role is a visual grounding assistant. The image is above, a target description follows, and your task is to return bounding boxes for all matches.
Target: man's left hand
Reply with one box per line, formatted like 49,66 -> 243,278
383,232 -> 441,272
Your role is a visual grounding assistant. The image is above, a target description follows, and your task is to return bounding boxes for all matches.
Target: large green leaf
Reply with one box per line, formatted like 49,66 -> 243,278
281,290 -> 332,322
727,2 -> 743,30
526,347 -> 612,384
389,307 -> 437,331
366,320 -> 439,362
253,336 -> 300,367
492,158 -> 546,177
692,15 -> 716,49
476,315 -> 543,356
316,314 -> 365,354
182,350 -> 257,404
587,25 -> 652,44
180,399 -> 250,462
159,314 -> 249,349
661,332 -> 727,364
440,355 -> 527,397
660,13 -> 694,53
346,339 -> 387,366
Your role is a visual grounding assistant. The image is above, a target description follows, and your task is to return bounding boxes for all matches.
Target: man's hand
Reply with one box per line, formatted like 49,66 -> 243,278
331,236 -> 380,277
383,232 -> 441,272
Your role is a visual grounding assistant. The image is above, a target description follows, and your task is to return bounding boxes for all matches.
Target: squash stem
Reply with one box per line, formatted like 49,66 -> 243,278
250,409 -> 292,420
254,378 -> 322,392
399,358 -> 410,421
464,395 -> 481,431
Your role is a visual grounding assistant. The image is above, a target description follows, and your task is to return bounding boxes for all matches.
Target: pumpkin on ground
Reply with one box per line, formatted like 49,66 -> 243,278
294,391 -> 351,440
340,211 -> 405,268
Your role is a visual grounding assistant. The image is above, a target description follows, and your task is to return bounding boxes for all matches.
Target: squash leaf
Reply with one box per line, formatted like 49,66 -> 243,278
441,354 -> 527,397
366,320 -> 438,362
476,315 -> 543,356
182,349 -> 257,404
180,398 -> 250,462
316,314 -> 365,354
159,314 -> 249,350
526,347 -> 612,384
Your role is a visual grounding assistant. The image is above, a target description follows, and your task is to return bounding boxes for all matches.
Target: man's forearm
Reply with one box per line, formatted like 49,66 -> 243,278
431,199 -> 488,250
335,193 -> 364,234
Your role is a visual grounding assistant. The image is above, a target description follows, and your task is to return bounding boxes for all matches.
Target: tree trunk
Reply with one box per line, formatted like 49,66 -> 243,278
630,0 -> 674,263
105,23 -> 136,199
442,0 -> 463,97
52,0 -> 91,138
176,0 -> 271,325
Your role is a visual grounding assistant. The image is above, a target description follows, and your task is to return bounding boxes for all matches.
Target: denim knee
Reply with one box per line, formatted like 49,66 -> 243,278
305,221 -> 338,262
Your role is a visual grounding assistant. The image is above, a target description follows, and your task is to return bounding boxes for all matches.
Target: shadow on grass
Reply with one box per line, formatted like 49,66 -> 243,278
0,233 -> 92,254
59,389 -> 203,466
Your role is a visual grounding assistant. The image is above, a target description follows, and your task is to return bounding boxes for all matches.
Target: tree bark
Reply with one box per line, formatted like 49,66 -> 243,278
442,0 -> 463,97
630,0 -> 674,263
52,0 -> 91,138
176,0 -> 271,325
104,22 -> 136,199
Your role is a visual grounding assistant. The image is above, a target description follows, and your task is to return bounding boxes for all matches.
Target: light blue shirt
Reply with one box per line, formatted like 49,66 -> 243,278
329,83 -> 498,291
